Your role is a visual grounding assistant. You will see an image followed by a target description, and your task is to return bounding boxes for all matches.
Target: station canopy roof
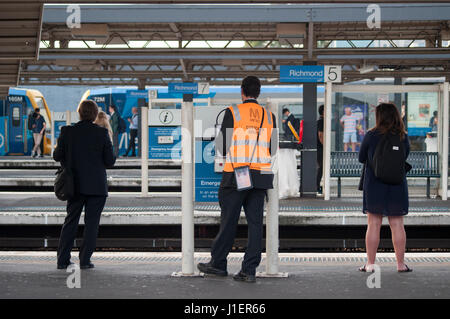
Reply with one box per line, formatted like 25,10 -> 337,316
1,1 -> 450,88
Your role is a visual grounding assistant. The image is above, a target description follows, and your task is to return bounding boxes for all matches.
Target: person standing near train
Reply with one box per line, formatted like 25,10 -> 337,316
109,105 -> 120,157
197,76 -> 277,283
54,100 -> 115,269
124,107 -> 138,157
31,109 -> 46,158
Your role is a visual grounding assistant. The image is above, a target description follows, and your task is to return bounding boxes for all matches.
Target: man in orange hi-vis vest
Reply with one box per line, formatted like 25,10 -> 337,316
198,76 -> 278,283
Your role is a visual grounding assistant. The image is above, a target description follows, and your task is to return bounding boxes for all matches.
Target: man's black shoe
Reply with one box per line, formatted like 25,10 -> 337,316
57,262 -> 74,270
197,262 -> 227,276
233,271 -> 256,283
80,263 -> 95,269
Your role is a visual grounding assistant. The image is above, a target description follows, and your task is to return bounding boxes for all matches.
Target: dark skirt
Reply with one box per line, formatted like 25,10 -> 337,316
362,164 -> 409,216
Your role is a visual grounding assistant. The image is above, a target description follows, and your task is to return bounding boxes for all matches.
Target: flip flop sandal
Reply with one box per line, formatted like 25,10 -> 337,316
398,264 -> 413,273
359,265 -> 375,273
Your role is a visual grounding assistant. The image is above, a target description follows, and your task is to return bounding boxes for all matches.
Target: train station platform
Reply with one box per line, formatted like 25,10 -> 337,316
0,251 -> 449,299
0,193 -> 449,226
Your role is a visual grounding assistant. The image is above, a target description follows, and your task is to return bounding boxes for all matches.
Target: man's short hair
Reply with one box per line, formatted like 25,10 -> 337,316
241,76 -> 261,98
35,108 -> 40,113
78,100 -> 99,122
282,108 -> 290,114
109,104 -> 117,112
318,105 -> 324,116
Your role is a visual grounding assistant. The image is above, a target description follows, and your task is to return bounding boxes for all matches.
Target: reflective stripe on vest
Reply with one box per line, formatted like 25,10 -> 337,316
224,102 -> 274,172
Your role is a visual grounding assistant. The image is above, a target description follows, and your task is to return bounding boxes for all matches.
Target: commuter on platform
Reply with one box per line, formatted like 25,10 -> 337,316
197,76 -> 277,283
94,111 -> 113,142
109,105 -> 120,157
429,110 -> 438,132
358,103 -> 412,273
54,100 -> 115,270
124,107 -> 138,157
316,105 -> 324,195
282,108 -> 299,141
31,109 -> 46,158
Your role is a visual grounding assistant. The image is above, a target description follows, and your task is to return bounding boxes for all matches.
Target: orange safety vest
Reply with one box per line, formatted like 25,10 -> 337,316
223,102 -> 274,173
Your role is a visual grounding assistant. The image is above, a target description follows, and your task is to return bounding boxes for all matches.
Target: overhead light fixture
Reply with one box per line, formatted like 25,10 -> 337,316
276,23 -> 306,45
71,24 -> 109,39
359,64 -> 377,74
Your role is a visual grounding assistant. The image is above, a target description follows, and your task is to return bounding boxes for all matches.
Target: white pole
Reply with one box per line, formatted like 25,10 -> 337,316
51,111 -> 55,156
181,96 -> 194,275
65,110 -> 70,126
141,106 -> 149,196
266,99 -> 279,275
324,82 -> 332,201
442,82 -> 449,200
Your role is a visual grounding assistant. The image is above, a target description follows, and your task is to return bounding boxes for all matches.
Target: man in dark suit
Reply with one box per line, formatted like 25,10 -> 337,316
282,108 -> 298,141
54,100 -> 115,270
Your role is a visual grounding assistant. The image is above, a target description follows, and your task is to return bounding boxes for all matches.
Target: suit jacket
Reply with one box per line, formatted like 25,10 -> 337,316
283,114 -> 296,140
53,120 -> 116,196
109,112 -> 119,134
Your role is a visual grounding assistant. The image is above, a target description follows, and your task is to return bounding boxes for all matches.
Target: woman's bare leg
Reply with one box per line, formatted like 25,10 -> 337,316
365,212 -> 383,268
388,216 -> 407,271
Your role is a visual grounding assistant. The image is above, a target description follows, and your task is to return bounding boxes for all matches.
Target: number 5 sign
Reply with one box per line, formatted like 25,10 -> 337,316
324,65 -> 342,83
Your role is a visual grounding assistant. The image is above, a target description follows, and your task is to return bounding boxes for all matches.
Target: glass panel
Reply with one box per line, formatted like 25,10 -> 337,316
332,91 -> 439,152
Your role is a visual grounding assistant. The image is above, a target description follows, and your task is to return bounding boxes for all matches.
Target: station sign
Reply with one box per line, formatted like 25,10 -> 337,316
280,65 -> 341,83
148,109 -> 181,126
168,82 -> 198,94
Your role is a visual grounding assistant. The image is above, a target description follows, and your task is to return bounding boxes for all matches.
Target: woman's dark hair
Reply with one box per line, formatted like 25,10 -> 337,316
241,76 -> 261,98
373,103 -> 406,140
78,100 -> 99,122
318,105 -> 324,116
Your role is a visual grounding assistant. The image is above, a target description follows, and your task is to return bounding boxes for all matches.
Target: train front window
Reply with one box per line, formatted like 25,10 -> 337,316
12,107 -> 20,127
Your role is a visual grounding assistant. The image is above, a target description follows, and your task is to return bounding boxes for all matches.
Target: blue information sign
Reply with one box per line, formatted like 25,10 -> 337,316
280,65 -> 325,83
168,82 -> 198,94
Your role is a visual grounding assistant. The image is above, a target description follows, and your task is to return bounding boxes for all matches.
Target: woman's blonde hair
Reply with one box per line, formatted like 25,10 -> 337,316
94,111 -> 113,141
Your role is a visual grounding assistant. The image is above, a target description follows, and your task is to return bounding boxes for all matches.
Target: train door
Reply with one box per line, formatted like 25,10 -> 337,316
6,95 -> 26,154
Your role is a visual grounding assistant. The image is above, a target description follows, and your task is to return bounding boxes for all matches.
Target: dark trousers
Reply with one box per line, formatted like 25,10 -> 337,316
125,129 -> 137,156
57,194 -> 107,266
317,148 -> 323,190
113,132 -> 119,157
211,187 -> 266,275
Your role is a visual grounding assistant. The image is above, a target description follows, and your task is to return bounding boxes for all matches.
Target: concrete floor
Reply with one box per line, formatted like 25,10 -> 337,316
0,252 -> 449,299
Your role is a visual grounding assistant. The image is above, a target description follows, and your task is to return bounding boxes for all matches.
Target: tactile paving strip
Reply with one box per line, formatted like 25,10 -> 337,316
0,255 -> 448,264
1,205 -> 449,213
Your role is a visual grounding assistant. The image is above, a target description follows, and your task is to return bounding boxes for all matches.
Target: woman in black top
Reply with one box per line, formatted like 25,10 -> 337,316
358,103 -> 412,273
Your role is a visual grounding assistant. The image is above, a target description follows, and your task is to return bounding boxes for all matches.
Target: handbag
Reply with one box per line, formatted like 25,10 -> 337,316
54,126 -> 75,201
358,162 -> 366,191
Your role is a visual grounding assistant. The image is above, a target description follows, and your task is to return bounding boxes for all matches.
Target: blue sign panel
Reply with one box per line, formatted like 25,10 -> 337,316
168,82 -> 198,94
195,140 -> 221,202
148,126 -> 181,159
280,65 -> 324,83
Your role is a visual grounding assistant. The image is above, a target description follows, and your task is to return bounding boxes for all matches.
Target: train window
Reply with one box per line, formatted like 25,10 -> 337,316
12,107 -> 20,127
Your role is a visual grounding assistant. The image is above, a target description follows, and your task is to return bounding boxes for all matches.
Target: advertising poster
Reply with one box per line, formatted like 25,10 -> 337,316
341,104 -> 367,151
407,92 -> 438,136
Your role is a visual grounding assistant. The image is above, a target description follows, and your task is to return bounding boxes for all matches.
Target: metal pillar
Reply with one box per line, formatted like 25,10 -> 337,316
65,110 -> 71,126
259,99 -> 286,278
442,82 -> 449,200
140,106 -> 149,196
323,82 -> 332,201
50,111 -> 55,156
180,94 -> 195,276
301,62 -> 318,197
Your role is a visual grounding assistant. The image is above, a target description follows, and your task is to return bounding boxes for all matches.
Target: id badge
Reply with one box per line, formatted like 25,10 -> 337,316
234,166 -> 253,191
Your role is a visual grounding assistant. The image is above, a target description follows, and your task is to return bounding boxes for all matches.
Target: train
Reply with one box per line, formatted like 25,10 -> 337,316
0,88 -> 52,156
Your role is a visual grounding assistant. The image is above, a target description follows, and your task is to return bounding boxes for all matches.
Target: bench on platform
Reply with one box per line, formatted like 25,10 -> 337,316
330,151 -> 440,198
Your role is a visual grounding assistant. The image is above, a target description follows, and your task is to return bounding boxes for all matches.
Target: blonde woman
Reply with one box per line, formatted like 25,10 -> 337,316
94,111 -> 113,142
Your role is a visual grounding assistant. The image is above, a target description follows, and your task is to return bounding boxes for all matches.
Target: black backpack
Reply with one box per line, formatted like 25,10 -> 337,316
370,133 -> 406,185
118,115 -> 127,134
